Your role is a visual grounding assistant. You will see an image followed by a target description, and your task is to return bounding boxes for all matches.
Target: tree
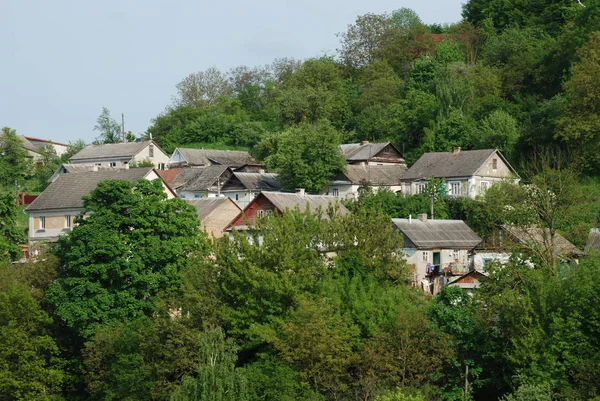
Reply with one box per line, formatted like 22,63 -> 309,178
174,67 -> 233,109
93,107 -> 122,144
0,127 -> 33,190
0,192 -> 26,262
0,281 -> 65,400
170,327 -> 248,401
264,121 -> 346,193
473,110 -> 520,156
48,179 -> 207,338
60,139 -> 87,162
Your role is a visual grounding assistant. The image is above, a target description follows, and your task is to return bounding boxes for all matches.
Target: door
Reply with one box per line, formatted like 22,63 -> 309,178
433,252 -> 441,266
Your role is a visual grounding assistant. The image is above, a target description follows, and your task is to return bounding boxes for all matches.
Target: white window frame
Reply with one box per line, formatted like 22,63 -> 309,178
109,162 -> 117,167
65,215 -> 71,228
453,249 -> 459,260
332,188 -> 339,197
266,210 -> 273,216
449,181 -> 461,196
422,251 -> 429,262
414,182 -> 426,195
40,216 -> 45,230
480,181 -> 489,193
257,210 -> 264,218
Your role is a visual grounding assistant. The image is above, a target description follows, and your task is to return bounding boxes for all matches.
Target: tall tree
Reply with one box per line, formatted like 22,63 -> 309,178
174,67 -> 233,109
0,127 -> 33,190
263,121 -> 346,193
48,179 -> 207,338
0,192 -> 26,262
93,107 -> 122,144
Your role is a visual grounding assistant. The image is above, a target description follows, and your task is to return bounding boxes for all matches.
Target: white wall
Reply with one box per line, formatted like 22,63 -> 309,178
403,248 -> 472,284
133,143 -> 170,169
473,252 -> 511,270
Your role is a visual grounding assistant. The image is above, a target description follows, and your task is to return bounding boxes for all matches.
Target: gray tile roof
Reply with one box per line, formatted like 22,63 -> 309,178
27,168 -> 154,211
18,136 -> 40,153
584,228 -> 600,255
70,141 -> 151,161
503,225 -> 583,257
262,191 -> 350,216
171,166 -> 229,192
402,149 -> 505,180
175,148 -> 254,167
341,142 -> 391,161
186,198 -> 241,221
334,165 -> 406,185
229,172 -> 281,191
392,218 -> 482,249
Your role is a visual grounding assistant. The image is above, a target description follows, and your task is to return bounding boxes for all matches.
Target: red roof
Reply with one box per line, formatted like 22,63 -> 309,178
157,169 -> 182,184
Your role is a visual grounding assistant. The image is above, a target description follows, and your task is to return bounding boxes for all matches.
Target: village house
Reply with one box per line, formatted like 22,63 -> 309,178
474,225 -> 582,269
16,136 -> 43,160
340,141 -> 406,166
26,168 -> 175,250
447,270 -> 489,295
158,166 -> 233,199
69,140 -> 169,170
401,148 -> 519,199
220,172 -> 282,208
186,198 -> 242,238
392,214 -> 482,295
23,136 -> 69,157
584,228 -> 600,255
229,190 -> 350,230
321,165 -> 406,199
168,148 -> 262,171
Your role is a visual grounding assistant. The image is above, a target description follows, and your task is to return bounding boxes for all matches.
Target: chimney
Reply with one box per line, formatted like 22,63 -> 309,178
361,140 -> 369,145
453,146 -> 461,154
93,165 -> 98,172
295,188 -> 305,196
409,214 -> 412,223
418,213 -> 428,222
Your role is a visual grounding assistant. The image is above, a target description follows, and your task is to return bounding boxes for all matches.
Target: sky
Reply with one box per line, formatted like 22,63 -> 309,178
0,0 -> 465,144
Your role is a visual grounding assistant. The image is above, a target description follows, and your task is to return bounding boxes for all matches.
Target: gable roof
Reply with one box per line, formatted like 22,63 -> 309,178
186,198 -> 241,221
334,165 -> 406,185
174,148 -> 255,167
23,136 -> 68,147
49,163 -> 121,183
70,141 -> 152,161
27,168 -> 156,211
503,225 -> 583,257
392,218 -> 482,249
402,149 -> 517,180
171,166 -> 230,192
340,142 -> 403,162
584,228 -> 600,255
227,172 -> 282,191
261,191 -> 350,216
156,168 -> 182,185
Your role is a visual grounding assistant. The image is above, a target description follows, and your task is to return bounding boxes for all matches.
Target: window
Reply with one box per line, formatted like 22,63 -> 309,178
235,193 -> 239,201
257,210 -> 264,218
109,162 -> 117,167
492,158 -> 498,170
332,188 -> 339,197
149,145 -> 154,158
194,194 -> 200,199
266,210 -> 273,216
180,194 -> 186,199
95,163 -> 102,167
159,163 -> 165,170
480,181 -> 489,193
415,182 -> 426,194
449,182 -> 461,196
39,216 -> 45,229
65,215 -> 71,228
422,251 -> 429,262
453,249 -> 459,260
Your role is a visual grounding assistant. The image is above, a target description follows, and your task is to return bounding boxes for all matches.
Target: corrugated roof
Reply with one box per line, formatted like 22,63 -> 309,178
230,172 -> 281,191
402,149 -> 502,180
262,191 -> 350,216
70,141 -> 150,161
176,148 -> 254,167
186,198 -> 241,221
335,165 -> 406,185
584,228 -> 600,255
503,225 -> 583,257
27,168 -> 155,211
392,218 -> 482,249
171,166 -> 229,192
340,142 -> 391,161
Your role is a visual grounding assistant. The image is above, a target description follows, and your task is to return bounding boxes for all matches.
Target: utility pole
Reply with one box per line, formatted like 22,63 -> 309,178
430,193 -> 434,220
122,113 -> 126,143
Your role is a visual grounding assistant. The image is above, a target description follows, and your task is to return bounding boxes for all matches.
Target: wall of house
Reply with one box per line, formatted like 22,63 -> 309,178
70,157 -> 131,168
133,144 -> 170,170
220,190 -> 258,208
404,177 -> 513,199
403,247 -> 472,284
322,184 -> 403,200
201,203 -> 242,238
230,196 -> 275,227
29,210 -> 81,243
473,252 -> 511,270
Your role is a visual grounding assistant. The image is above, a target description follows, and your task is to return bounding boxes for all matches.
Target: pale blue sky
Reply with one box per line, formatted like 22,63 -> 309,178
0,0 -> 464,144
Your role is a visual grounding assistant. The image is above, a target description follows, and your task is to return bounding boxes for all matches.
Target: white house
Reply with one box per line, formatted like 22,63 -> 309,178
26,167 -> 175,250
23,136 -> 69,157
392,215 -> 482,294
321,165 -> 406,200
70,140 -> 169,170
220,172 -> 282,208
401,148 -> 519,199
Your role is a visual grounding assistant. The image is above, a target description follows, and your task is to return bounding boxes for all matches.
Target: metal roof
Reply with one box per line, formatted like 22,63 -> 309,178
186,198 -> 241,221
175,148 -> 255,167
402,149 -> 515,180
70,141 -> 151,161
228,172 -> 281,191
392,218 -> 482,249
334,165 -> 406,185
27,168 -> 155,211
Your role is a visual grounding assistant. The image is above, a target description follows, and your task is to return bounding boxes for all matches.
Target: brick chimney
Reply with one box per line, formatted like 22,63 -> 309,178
453,146 -> 461,154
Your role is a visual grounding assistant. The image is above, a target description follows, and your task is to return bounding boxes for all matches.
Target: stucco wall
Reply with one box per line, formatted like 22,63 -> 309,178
133,143 -> 170,169
29,210 -> 80,242
403,248 -> 472,283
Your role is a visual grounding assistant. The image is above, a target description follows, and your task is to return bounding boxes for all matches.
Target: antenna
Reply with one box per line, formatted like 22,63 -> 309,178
121,113 -> 126,143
